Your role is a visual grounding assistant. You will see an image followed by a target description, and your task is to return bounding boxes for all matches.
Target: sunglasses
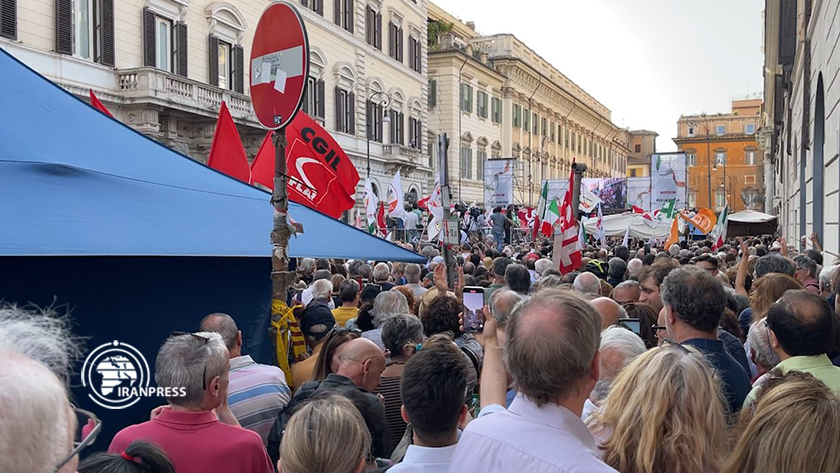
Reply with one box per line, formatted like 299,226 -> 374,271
54,404 -> 102,472
170,331 -> 210,391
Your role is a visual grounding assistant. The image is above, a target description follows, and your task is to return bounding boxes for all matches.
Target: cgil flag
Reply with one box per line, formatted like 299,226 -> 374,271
250,112 -> 359,219
554,167 -> 582,274
364,178 -> 379,234
207,101 -> 251,183
711,205 -> 729,250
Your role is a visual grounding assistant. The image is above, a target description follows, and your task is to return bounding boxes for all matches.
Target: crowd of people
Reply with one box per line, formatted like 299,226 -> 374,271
4,231 -> 840,473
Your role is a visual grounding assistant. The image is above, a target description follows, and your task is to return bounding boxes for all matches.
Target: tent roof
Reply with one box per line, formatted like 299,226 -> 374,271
728,210 -> 778,224
0,49 -> 423,263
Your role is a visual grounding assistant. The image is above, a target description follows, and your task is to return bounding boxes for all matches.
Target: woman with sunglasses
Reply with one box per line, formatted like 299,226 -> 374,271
310,325 -> 361,383
377,314 -> 425,457
587,343 -> 729,473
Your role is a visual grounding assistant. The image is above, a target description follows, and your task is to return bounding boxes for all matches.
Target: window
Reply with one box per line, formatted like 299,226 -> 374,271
428,80 -> 437,107
688,192 -> 697,208
217,41 -> 230,89
477,149 -> 487,180
745,123 -> 755,134
408,36 -> 421,73
491,97 -> 501,124
745,150 -> 757,165
634,143 -> 641,153
565,128 -> 569,148
629,168 -> 638,177
571,132 -> 576,150
334,0 -> 353,31
532,113 -> 539,135
1,0 -> 17,39
745,175 -> 757,185
365,7 -> 382,49
367,100 -> 384,142
523,109 -> 530,132
56,0 -> 115,65
714,152 -> 726,167
156,16 -> 172,72
303,77 -> 325,119
409,118 -> 422,149
715,125 -> 726,135
302,0 -> 323,15
513,104 -> 521,128
477,91 -> 488,118
541,117 -> 547,136
208,36 -> 243,92
390,110 -> 404,145
715,190 -> 726,208
688,126 -> 695,137
335,87 -> 355,134
388,22 -> 403,62
687,153 -> 696,166
460,146 -> 473,179
460,84 -> 473,113
549,121 -> 555,142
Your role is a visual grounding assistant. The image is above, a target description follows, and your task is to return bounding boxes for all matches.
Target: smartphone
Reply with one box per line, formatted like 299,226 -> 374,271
463,286 -> 485,333
617,318 -> 641,336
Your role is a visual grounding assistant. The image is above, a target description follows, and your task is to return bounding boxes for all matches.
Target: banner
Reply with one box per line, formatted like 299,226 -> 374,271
626,177 -> 653,212
582,178 -> 626,210
483,158 -> 515,208
651,153 -> 687,209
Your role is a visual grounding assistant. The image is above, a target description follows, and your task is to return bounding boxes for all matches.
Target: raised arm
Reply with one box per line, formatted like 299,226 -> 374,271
735,237 -> 750,297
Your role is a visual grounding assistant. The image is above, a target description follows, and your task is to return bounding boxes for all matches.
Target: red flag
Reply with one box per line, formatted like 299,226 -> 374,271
554,167 -> 582,274
89,90 -> 114,118
376,202 -> 386,235
207,102 -> 251,183
631,205 -> 645,214
250,112 -> 359,219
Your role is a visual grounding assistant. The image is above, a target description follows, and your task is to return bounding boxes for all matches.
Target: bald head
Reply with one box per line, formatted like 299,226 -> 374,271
591,297 -> 626,329
199,313 -> 241,354
337,338 -> 386,392
611,280 -> 641,304
573,272 -> 601,296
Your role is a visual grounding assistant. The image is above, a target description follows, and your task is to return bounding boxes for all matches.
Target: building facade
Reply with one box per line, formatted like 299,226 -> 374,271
674,99 -> 764,212
0,0 -> 432,221
626,130 -> 657,177
427,5 -> 630,208
763,0 -> 839,257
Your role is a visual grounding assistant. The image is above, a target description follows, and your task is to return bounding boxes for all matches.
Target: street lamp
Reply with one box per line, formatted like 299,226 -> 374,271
366,90 -> 391,179
687,114 -> 712,208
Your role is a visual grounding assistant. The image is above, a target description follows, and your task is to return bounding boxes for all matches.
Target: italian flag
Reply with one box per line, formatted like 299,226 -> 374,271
533,180 -> 550,239
711,205 -> 729,250
541,199 -> 561,237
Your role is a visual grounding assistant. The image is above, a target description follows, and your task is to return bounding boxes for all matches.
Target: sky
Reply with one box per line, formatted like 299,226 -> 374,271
432,0 -> 765,151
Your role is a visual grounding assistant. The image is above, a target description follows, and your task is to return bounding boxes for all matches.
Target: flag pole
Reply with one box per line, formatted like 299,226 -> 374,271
271,128 -> 293,316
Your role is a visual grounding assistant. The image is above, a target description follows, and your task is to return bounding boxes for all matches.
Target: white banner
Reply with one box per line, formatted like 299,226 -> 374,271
626,177 -> 653,211
483,159 -> 515,208
543,179 -> 602,214
651,153 -> 687,209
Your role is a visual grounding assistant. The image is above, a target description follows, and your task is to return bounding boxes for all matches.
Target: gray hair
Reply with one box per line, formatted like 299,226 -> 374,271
591,326 -> 647,402
199,313 -> 239,351
573,272 -> 601,295
373,262 -> 391,282
371,291 -> 409,327
794,255 -> 818,278
0,304 -> 83,385
755,254 -> 796,278
614,280 -> 640,291
155,331 -> 228,407
311,279 -> 334,303
747,317 -> 781,369
489,289 -> 525,328
299,258 -> 316,275
820,265 -> 838,291
608,257 -> 627,279
627,258 -> 643,279
505,289 -> 602,406
537,274 -> 563,291
405,263 -> 422,284
535,258 -> 553,277
381,314 -> 424,357
669,244 -> 680,257
358,264 -> 373,280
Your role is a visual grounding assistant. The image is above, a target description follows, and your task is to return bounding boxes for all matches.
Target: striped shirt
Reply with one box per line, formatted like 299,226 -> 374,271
228,355 -> 291,445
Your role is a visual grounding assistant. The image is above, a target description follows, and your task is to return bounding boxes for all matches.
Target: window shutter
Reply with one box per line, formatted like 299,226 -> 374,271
175,23 -> 188,76
778,0 -> 796,66
98,0 -> 115,66
318,79 -> 326,118
375,13 -> 381,49
55,0 -> 73,55
400,113 -> 404,145
397,27 -> 403,62
365,8 -> 372,44
345,0 -> 354,33
0,0 -> 17,39
348,92 -> 355,134
335,86 -> 343,131
233,44 -> 244,93
388,23 -> 395,57
208,35 -> 219,86
429,79 -> 436,107
142,8 -> 156,66
316,0 -> 324,16
408,37 -> 415,70
334,0 -> 341,24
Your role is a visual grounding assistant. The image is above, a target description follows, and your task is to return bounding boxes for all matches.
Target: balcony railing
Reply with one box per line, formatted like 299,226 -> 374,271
115,67 -> 257,123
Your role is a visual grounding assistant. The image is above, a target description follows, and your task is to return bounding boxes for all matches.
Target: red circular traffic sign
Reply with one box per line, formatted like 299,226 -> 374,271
250,1 -> 310,130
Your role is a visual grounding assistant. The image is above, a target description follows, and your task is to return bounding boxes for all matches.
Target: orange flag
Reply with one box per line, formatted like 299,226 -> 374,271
89,90 -> 114,118
680,208 -> 717,235
207,101 -> 251,183
664,216 -> 679,248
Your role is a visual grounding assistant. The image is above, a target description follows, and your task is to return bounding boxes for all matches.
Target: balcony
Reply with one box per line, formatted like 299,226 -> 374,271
383,144 -> 422,175
116,67 -> 258,125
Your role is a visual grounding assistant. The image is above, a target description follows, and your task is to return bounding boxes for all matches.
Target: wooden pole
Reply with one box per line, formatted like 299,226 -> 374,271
270,128 -> 293,309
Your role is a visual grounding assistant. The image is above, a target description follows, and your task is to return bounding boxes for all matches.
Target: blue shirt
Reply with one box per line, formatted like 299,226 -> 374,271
683,338 -> 751,416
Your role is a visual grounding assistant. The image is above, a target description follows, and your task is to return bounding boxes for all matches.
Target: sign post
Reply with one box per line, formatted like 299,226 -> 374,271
250,1 -> 309,380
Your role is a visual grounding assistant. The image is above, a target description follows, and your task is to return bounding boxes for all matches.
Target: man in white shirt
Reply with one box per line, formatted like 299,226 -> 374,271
448,289 -> 618,473
390,337 -> 469,473
404,205 -> 420,242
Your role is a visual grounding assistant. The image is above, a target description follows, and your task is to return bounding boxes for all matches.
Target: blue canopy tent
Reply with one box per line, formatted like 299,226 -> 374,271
0,48 -> 422,450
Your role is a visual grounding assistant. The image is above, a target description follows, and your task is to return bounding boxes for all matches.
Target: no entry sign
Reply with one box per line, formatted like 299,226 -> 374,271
250,1 -> 310,130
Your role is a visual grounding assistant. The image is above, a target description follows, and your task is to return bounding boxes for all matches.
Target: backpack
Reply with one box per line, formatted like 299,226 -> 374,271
266,380 -> 320,467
